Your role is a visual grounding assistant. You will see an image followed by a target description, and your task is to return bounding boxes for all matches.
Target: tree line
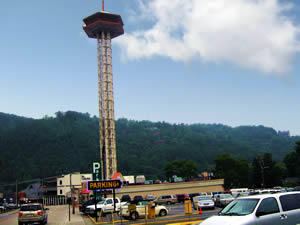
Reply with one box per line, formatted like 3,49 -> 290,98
0,111 -> 299,189
166,141 -> 300,189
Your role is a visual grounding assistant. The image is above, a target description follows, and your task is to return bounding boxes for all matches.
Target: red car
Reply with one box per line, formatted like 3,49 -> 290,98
176,194 -> 189,203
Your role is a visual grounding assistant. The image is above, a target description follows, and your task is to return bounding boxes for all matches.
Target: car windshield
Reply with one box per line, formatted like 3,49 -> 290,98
219,199 -> 259,216
97,200 -> 105,205
220,194 -> 233,199
198,196 -> 212,201
137,201 -> 149,206
21,205 -> 42,211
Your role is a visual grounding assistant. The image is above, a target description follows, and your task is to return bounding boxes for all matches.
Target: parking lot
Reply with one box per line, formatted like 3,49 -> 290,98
86,202 -> 221,224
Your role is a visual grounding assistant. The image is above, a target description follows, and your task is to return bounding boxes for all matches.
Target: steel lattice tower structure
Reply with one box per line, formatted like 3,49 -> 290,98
83,4 -> 124,180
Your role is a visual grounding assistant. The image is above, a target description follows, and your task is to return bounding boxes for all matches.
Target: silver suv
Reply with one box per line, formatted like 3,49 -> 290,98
200,191 -> 300,225
18,203 -> 48,225
154,195 -> 177,205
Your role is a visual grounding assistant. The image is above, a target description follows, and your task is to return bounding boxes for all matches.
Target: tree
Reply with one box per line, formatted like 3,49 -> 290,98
214,153 -> 250,189
252,153 -> 285,188
284,141 -> 300,178
164,160 -> 199,180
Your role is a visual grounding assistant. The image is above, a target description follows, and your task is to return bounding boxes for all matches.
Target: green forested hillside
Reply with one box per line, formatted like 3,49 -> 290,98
0,111 -> 298,184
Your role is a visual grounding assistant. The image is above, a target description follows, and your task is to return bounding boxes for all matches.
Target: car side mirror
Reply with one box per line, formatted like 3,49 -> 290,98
256,211 -> 266,217
45,208 -> 49,210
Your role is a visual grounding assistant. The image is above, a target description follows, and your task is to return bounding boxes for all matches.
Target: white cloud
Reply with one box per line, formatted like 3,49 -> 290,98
115,0 -> 300,74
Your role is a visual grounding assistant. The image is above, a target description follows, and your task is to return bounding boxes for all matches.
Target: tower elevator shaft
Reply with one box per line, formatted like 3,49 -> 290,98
97,32 -> 117,180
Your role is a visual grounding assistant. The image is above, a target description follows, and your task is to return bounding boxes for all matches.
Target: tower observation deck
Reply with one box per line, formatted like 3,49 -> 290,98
83,10 -> 124,180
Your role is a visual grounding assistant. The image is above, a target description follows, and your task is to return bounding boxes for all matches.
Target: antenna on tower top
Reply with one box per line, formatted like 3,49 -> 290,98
102,0 -> 104,11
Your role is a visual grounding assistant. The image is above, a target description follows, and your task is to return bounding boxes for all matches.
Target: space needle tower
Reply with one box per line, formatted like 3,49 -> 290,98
82,0 -> 124,180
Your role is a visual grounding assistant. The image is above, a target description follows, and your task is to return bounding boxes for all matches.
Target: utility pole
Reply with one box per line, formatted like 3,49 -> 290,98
259,155 -> 269,188
15,180 -> 18,207
69,172 -> 72,221
41,178 -> 44,206
72,185 -> 75,214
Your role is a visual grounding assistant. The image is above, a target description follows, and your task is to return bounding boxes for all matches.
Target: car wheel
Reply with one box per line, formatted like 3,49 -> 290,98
18,222 -> 23,225
131,211 -> 138,220
159,209 -> 167,216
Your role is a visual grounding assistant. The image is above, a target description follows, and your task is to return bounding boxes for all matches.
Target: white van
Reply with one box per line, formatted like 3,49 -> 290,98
199,191 -> 300,225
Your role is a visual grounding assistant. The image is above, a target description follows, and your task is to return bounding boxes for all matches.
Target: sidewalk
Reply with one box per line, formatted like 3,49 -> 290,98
63,207 -> 88,225
46,205 -> 91,225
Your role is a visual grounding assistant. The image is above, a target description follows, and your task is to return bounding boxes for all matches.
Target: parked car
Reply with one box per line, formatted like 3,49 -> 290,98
121,195 -> 131,203
132,195 -> 144,204
18,203 -> 48,225
189,193 -> 200,200
80,198 -> 102,214
215,194 -> 234,207
233,192 -> 249,198
212,193 -> 220,203
121,201 -> 168,220
199,191 -> 300,225
154,195 -> 177,205
7,203 -> 18,209
145,193 -> 156,201
176,194 -> 189,203
193,195 -> 215,210
0,204 -> 6,213
85,198 -> 127,215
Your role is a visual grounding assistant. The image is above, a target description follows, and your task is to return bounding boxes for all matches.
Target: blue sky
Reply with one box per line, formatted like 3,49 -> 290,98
1,0 -> 300,135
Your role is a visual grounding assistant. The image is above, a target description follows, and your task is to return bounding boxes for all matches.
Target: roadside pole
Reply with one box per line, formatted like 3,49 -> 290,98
72,185 -> 75,214
94,191 -> 98,222
113,189 -> 116,213
15,180 -> 18,207
93,162 -> 101,222
69,172 -> 72,221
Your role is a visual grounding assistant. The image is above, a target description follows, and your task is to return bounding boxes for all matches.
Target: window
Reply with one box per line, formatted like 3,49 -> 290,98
106,199 -> 113,204
21,205 -> 42,211
59,180 -> 62,185
220,198 -> 259,216
256,197 -> 279,216
280,194 -> 300,211
60,190 -> 62,195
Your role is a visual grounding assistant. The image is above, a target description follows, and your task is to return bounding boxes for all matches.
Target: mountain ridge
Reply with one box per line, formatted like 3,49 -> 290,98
0,111 -> 298,184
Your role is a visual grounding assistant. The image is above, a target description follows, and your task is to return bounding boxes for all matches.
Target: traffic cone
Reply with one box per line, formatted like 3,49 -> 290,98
199,207 -> 202,214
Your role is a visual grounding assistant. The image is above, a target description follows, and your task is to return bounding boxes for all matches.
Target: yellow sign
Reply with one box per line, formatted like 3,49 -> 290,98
88,180 -> 122,190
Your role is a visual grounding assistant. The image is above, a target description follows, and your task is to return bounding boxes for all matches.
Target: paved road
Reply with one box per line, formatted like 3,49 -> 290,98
0,206 -> 94,225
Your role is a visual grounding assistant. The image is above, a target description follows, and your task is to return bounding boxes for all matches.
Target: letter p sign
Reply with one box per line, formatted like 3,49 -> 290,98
93,162 -> 100,174
93,162 -> 101,180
